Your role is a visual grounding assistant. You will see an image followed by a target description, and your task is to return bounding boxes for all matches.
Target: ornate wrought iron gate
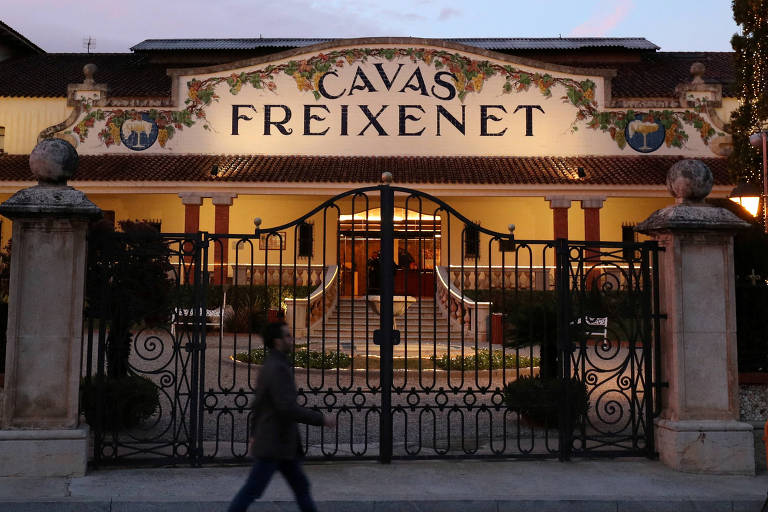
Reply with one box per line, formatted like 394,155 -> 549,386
83,181 -> 662,466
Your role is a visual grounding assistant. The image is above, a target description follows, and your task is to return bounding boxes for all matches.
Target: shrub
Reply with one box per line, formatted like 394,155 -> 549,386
503,376 -> 589,429
234,348 -> 352,369
80,374 -> 160,431
431,349 -> 540,371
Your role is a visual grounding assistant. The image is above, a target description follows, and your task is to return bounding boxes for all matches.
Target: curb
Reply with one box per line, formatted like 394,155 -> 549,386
0,498 -> 765,512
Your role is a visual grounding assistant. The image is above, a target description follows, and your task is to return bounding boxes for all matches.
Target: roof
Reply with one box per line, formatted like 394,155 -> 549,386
131,37 -> 660,52
0,20 -> 44,56
0,53 -> 171,98
0,42 -> 733,100
567,52 -> 736,98
0,154 -> 730,186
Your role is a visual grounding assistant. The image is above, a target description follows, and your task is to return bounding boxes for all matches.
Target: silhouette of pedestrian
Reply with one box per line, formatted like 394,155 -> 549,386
228,322 -> 335,512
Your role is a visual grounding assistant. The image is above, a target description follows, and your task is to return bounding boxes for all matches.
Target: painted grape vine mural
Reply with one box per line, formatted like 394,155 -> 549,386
66,47 -> 718,151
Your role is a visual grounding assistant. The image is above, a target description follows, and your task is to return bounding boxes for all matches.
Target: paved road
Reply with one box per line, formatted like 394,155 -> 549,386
0,459 -> 765,512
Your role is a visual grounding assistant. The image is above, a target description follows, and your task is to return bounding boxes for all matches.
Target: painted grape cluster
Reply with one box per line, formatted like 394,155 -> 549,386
68,47 -> 719,151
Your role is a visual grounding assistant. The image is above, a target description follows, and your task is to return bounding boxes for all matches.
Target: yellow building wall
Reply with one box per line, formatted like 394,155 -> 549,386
0,191 -> 677,284
0,97 -> 71,154
601,197 -> 674,241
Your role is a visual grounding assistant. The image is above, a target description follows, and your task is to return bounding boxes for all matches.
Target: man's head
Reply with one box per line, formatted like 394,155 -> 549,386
263,321 -> 292,353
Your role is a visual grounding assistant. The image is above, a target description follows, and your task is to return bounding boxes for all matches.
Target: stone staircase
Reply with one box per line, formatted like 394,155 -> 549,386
307,296 -> 464,345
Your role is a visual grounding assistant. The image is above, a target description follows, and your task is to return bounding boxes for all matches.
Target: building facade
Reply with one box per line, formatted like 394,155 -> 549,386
0,23 -> 739,286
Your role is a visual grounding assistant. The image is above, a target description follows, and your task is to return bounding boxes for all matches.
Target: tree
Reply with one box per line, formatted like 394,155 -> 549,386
86,219 -> 173,378
729,0 -> 768,184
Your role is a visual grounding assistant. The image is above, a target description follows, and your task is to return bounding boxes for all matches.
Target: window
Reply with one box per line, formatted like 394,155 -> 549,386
0,126 -> 5,154
464,223 -> 480,258
298,222 -> 313,257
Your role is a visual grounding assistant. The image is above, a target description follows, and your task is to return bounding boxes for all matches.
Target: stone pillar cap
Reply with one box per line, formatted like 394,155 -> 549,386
0,138 -> 100,219
636,159 -> 748,233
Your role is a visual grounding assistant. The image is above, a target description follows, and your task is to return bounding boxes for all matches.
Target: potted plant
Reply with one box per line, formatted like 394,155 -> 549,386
503,375 -> 589,429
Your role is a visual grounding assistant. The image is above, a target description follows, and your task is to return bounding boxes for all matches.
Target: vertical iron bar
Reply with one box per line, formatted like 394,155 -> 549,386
651,243 -> 663,419
379,183 -> 395,463
640,242 -> 655,456
555,238 -> 571,461
189,231 -> 205,466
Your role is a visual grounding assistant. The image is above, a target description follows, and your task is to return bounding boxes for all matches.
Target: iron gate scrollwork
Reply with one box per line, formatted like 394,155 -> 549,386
83,182 -> 662,466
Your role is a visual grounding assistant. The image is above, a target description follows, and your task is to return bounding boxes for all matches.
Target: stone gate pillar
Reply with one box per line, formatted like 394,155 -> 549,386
637,159 -> 755,475
0,138 -> 100,476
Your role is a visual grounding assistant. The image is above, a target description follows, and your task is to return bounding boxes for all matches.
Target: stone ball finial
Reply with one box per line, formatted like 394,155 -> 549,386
666,159 -> 713,203
29,138 -> 78,185
508,224 -> 516,234
83,63 -> 97,81
690,62 -> 706,84
253,217 -> 262,228
381,171 -> 393,184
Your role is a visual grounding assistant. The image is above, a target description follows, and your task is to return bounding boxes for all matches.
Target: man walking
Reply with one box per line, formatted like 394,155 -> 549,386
228,322 -> 335,512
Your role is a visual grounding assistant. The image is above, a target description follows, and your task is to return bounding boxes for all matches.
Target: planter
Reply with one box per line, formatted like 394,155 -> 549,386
739,372 -> 768,385
503,376 -> 589,430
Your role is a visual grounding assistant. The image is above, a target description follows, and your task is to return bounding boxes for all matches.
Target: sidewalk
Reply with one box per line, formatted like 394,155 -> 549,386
0,459 -> 766,512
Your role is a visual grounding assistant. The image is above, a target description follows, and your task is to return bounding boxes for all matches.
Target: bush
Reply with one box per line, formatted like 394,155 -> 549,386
431,349 -> 540,371
503,376 -> 589,429
80,374 -> 160,431
234,348 -> 352,369
215,284 -> 313,333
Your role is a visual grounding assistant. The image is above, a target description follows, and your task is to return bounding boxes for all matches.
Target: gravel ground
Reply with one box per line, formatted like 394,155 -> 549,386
740,384 -> 768,422
82,328 -> 655,463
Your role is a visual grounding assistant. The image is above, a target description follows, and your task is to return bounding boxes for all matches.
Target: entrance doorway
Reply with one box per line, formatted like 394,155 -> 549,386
339,207 -> 440,296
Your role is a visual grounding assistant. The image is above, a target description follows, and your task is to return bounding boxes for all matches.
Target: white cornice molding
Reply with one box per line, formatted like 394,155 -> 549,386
0,181 -> 732,199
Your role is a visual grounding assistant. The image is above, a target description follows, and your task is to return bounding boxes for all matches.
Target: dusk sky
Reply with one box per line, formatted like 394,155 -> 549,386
4,0 -> 739,53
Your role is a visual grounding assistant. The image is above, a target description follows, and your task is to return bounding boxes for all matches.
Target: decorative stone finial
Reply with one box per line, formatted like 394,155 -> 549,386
690,62 -> 706,84
253,217 -> 262,228
381,171 -> 393,184
666,159 -> 713,204
29,138 -> 79,185
508,224 -> 515,234
0,138 -> 99,219
636,159 -> 748,233
83,63 -> 97,86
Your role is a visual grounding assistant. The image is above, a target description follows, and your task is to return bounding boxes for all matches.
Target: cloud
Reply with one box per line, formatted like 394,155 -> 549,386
439,8 -> 462,21
569,0 -> 634,37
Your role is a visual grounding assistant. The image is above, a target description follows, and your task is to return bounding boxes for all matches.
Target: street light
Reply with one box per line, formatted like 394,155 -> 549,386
729,131 -> 768,232
729,181 -> 762,217
752,131 -> 768,231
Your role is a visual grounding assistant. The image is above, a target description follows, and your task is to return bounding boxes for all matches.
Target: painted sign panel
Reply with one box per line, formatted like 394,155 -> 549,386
65,44 -> 721,157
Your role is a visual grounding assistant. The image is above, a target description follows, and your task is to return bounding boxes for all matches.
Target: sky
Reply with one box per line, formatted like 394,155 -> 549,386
3,0 -> 740,53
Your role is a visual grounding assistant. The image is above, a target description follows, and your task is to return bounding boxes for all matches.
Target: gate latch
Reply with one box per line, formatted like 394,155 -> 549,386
373,329 -> 401,346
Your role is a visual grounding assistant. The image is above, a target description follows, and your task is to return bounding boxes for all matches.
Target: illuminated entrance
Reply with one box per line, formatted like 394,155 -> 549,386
339,207 -> 441,296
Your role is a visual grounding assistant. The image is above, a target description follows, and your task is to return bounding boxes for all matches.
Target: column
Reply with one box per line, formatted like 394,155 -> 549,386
580,197 -> 605,243
581,197 -> 605,288
637,159 -> 755,474
546,196 -> 571,290
179,192 -> 203,233
212,193 -> 237,286
178,193 -> 203,285
0,139 -> 101,476
546,196 -> 571,239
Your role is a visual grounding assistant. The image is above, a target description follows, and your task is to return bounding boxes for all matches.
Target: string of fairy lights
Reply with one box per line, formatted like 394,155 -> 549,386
731,0 -> 768,184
